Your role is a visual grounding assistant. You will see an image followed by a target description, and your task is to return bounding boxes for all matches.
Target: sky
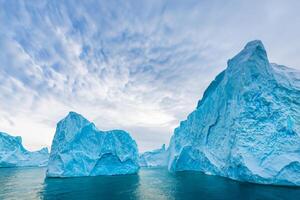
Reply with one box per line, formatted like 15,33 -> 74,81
0,0 -> 300,152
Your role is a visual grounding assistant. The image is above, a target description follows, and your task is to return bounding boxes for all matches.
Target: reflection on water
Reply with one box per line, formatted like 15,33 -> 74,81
0,167 -> 45,200
1,167 -> 300,200
42,173 -> 140,200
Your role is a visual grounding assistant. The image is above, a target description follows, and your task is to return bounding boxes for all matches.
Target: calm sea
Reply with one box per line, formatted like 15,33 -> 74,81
0,167 -> 299,200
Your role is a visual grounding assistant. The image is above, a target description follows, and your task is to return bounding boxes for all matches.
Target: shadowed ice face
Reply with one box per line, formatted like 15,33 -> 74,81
0,0 -> 300,152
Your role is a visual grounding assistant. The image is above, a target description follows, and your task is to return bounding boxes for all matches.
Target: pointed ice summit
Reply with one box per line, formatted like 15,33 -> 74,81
46,112 -> 139,177
0,132 -> 49,167
168,40 -> 300,186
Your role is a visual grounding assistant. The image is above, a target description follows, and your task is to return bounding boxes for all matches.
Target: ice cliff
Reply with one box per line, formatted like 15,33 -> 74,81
46,111 -> 139,177
139,144 -> 168,167
0,132 -> 49,167
168,40 -> 300,186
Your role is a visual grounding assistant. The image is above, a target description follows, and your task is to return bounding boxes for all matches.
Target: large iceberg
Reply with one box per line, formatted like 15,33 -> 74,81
46,111 -> 139,177
0,132 -> 49,167
139,144 -> 168,167
168,40 -> 300,186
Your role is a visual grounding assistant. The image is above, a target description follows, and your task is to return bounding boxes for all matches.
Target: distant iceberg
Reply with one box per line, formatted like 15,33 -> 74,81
168,40 -> 300,186
0,132 -> 49,167
46,111 -> 139,177
139,144 -> 168,167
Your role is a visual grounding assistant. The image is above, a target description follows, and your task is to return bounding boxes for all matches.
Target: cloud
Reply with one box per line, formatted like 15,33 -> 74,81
0,0 -> 300,152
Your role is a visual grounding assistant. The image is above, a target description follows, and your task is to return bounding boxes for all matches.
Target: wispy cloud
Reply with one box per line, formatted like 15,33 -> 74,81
0,0 -> 299,152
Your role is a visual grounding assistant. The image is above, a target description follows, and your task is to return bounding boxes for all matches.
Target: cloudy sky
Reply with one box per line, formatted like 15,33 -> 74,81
0,0 -> 300,152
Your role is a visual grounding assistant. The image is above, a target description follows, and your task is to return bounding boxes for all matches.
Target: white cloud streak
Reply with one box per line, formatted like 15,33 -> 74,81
0,0 -> 299,152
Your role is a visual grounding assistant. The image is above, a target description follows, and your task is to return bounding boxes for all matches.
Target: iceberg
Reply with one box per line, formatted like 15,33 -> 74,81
0,132 -> 49,167
139,144 -> 168,167
168,40 -> 300,186
46,111 -> 139,177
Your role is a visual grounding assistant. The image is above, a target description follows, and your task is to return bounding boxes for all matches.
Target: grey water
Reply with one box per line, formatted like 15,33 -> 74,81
0,167 -> 300,200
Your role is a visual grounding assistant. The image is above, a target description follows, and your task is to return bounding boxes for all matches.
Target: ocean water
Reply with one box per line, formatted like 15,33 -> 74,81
0,167 -> 300,200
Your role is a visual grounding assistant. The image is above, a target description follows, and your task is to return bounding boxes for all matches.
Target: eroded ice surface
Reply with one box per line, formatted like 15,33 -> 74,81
0,132 -> 49,167
168,40 -> 300,186
46,112 -> 139,177
139,144 -> 168,167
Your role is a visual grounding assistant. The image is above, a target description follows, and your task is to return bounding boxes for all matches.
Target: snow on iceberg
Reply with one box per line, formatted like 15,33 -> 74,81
46,111 -> 139,177
139,144 -> 168,167
0,132 -> 49,167
168,40 -> 300,186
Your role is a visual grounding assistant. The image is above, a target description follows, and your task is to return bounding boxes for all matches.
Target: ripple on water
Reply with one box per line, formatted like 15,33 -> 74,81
1,167 -> 300,200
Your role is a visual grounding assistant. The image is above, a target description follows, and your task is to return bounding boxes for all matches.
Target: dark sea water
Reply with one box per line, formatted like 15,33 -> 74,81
0,167 -> 300,200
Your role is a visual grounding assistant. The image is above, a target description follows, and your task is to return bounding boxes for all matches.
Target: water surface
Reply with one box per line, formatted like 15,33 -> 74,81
0,167 -> 300,200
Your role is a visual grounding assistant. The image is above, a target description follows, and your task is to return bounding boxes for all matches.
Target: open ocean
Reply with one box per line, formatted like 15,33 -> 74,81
0,167 -> 300,200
